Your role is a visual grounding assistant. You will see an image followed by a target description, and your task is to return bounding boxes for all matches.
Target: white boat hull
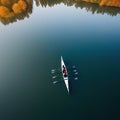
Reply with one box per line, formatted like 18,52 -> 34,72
61,56 -> 69,93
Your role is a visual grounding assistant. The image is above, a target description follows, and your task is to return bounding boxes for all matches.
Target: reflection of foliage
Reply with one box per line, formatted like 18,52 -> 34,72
12,0 -> 27,14
0,0 -> 120,25
75,0 -> 120,16
0,0 -> 33,25
82,0 -> 120,8
34,0 -> 120,8
0,6 -> 14,18
34,0 -> 120,16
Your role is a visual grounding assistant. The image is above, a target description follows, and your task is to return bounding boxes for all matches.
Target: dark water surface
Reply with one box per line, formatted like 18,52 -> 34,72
0,1 -> 120,120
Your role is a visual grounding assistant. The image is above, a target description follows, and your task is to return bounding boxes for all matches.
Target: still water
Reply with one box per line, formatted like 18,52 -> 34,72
0,0 -> 120,120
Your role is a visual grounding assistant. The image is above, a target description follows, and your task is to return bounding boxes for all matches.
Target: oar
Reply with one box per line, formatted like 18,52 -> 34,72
73,69 -> 77,72
52,76 -> 57,79
72,65 -> 76,69
74,72 -> 78,75
74,77 -> 78,80
52,78 -> 63,84
53,81 -> 58,84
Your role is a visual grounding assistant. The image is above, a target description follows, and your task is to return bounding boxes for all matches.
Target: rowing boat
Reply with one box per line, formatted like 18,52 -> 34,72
61,56 -> 69,93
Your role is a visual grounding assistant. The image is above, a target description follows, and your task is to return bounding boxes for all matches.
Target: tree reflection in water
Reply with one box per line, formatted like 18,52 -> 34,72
0,0 -> 120,25
82,0 -> 120,8
0,0 -> 33,25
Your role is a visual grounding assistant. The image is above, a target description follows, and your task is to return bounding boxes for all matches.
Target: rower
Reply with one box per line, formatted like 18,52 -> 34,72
62,65 -> 67,77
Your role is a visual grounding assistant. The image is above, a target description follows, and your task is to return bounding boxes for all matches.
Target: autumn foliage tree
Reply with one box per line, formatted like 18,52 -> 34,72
0,6 -> 14,18
1,0 -> 17,6
12,0 -> 27,13
0,0 -> 29,18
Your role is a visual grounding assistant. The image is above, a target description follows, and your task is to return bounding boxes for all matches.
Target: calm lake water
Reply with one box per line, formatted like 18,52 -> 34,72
0,1 -> 120,120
